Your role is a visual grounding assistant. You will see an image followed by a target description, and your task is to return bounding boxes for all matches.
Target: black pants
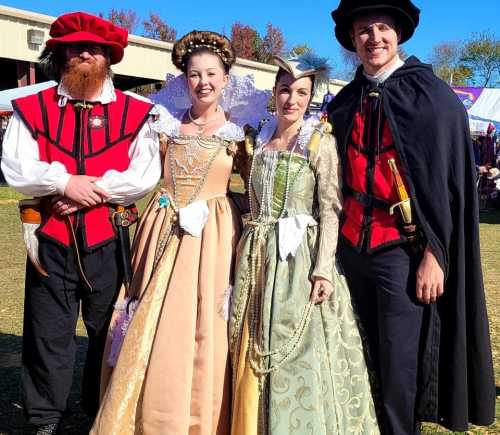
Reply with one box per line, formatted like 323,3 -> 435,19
338,240 -> 424,435
22,238 -> 122,425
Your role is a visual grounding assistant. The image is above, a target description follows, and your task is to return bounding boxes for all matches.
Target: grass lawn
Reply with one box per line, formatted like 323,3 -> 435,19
0,186 -> 498,434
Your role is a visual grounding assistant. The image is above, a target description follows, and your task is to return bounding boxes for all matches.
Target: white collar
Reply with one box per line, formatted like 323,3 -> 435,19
363,56 -> 405,85
57,76 -> 117,107
255,114 -> 320,153
150,105 -> 245,142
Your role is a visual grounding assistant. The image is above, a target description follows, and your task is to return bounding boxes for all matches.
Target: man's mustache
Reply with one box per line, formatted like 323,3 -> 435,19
66,57 -> 96,69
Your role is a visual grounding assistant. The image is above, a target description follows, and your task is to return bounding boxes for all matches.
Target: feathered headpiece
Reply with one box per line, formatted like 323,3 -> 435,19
272,53 -> 331,90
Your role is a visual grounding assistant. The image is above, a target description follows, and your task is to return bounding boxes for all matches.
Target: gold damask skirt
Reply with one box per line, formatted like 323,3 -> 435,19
90,191 -> 240,435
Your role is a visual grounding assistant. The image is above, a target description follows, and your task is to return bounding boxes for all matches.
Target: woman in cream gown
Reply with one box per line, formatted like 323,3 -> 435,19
91,30 -> 247,435
229,56 -> 380,435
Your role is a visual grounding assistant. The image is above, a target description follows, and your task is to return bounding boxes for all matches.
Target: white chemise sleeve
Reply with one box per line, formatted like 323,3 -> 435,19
1,112 -> 71,196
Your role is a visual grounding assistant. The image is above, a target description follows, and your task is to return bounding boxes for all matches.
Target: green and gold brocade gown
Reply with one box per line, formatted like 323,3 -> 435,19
229,130 -> 379,435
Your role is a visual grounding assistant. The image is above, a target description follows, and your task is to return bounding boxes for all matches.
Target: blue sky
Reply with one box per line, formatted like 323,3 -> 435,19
2,0 -> 498,78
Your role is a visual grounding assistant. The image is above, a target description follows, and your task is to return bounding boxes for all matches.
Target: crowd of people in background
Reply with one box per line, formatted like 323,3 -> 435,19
474,125 -> 500,208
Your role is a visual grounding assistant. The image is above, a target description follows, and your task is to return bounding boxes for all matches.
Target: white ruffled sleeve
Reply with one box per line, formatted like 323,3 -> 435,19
216,121 -> 245,142
150,104 -> 182,137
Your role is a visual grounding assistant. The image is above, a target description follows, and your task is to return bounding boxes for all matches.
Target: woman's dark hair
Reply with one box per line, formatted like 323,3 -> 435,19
274,68 -> 315,93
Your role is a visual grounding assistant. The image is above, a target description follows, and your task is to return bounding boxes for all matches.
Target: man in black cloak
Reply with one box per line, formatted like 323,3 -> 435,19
327,1 -> 495,434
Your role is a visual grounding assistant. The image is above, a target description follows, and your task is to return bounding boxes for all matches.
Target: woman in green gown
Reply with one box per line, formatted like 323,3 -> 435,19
229,55 -> 379,435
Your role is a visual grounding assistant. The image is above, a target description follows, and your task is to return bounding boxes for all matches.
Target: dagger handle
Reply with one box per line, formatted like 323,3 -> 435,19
387,158 -> 412,223
388,158 -> 409,201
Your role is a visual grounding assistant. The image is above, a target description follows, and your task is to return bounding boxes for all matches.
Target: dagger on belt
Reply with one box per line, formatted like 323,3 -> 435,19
387,158 -> 420,245
111,205 -> 138,291
388,158 -> 412,221
19,198 -> 137,289
19,197 -> 100,288
19,198 -> 49,277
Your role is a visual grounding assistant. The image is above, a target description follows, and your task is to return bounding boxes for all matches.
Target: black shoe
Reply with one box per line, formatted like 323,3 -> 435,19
34,423 -> 60,435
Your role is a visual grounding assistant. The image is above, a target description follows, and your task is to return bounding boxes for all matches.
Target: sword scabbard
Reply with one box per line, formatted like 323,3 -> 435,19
111,205 -> 137,291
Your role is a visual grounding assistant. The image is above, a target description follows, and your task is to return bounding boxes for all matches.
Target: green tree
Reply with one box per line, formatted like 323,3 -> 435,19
429,42 -> 473,86
460,32 -> 500,87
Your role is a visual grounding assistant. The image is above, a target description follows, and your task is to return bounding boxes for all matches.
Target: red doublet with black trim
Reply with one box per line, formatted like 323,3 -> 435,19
340,88 -> 410,253
13,86 -> 153,250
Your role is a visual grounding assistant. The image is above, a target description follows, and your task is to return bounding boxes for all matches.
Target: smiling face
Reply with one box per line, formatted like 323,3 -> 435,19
186,52 -> 228,108
351,12 -> 401,76
274,72 -> 313,124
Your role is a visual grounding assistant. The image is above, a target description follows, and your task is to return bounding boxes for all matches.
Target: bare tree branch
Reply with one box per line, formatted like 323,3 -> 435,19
143,12 -> 177,42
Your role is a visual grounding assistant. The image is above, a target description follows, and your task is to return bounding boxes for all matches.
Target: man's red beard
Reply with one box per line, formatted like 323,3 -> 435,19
61,57 -> 109,99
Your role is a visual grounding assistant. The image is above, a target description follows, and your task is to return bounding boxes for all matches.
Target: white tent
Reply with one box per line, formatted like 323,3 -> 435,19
0,81 -> 57,112
468,88 -> 500,123
468,118 -> 492,135
453,87 -> 500,135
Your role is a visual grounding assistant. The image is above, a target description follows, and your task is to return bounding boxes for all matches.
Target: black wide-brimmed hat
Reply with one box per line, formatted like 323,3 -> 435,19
331,0 -> 420,51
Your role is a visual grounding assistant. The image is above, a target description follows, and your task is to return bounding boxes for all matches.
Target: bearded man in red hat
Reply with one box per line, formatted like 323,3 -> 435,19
328,1 -> 495,434
1,12 -> 160,435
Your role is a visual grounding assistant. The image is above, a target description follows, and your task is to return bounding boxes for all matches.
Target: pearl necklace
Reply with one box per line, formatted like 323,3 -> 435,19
244,123 -> 314,376
188,105 -> 219,136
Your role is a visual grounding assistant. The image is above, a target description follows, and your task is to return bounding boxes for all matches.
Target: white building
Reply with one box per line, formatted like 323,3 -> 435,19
0,5 -> 346,103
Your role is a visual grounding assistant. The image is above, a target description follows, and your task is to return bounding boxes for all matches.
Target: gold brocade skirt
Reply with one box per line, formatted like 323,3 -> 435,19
90,191 -> 241,435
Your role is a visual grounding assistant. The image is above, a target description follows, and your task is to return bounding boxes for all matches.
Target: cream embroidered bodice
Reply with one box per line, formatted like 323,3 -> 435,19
152,106 -> 245,208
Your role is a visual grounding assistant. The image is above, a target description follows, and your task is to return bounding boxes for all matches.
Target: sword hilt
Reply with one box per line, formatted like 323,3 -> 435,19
389,199 -> 412,224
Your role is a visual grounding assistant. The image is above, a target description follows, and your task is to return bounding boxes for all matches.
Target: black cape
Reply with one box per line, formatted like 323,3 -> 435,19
328,56 -> 495,431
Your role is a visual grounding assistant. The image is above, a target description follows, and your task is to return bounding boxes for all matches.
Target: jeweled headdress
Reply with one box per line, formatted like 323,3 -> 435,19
172,30 -> 236,72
